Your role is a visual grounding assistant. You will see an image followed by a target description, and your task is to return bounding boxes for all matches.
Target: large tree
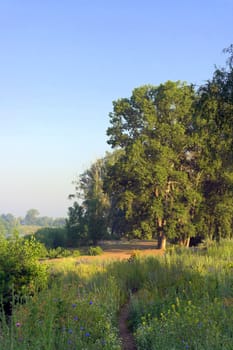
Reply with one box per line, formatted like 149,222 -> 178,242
195,46 -> 233,240
106,81 -> 201,248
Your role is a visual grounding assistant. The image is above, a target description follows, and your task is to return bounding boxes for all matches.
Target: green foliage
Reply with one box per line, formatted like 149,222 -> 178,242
106,81 -> 200,246
23,209 -> 65,227
88,246 -> 103,256
135,299 -> 233,350
0,214 -> 21,236
126,243 -> 233,349
1,261 -> 122,350
1,240 -> 233,348
67,154 -> 117,245
194,47 -> 233,241
46,247 -> 80,259
0,217 -> 6,235
66,46 -> 233,248
0,234 -> 48,309
34,227 -> 68,248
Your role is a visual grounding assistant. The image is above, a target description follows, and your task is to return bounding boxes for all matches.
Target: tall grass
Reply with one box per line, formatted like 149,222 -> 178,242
0,259 -> 122,350
1,240 -> 233,349
130,243 -> 233,349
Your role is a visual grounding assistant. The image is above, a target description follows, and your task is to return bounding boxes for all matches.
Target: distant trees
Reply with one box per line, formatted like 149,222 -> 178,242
22,209 -> 65,227
0,214 -> 20,236
0,210 -> 66,240
23,209 -> 40,225
66,156 -> 112,245
67,46 -> 233,248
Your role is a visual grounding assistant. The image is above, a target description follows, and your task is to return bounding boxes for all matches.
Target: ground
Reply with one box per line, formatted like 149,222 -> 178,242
85,239 -> 164,260
119,300 -> 137,350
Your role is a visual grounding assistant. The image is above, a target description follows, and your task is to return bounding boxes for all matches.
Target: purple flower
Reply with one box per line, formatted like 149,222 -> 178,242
72,303 -> 77,308
16,322 -> 21,328
73,316 -> 78,321
80,326 -> 85,331
68,329 -> 73,334
85,332 -> 90,337
89,301 -> 93,305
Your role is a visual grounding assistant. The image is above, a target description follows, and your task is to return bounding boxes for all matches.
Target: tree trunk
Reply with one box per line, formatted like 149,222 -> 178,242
178,237 -> 190,247
157,232 -> 166,250
185,237 -> 190,247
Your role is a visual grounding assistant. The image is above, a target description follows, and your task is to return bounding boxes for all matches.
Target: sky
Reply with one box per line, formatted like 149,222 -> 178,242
0,0 -> 232,218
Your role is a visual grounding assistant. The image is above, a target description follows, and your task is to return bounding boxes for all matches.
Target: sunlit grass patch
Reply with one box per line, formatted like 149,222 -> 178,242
2,239 -> 233,349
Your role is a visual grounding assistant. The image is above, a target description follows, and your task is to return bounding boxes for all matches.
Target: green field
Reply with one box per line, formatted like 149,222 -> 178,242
1,240 -> 233,349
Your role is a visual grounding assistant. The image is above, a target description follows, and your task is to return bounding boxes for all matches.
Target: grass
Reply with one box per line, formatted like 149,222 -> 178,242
1,239 -> 233,349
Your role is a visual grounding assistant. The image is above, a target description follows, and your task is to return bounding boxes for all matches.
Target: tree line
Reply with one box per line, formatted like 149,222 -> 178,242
66,46 -> 233,249
0,209 -> 65,236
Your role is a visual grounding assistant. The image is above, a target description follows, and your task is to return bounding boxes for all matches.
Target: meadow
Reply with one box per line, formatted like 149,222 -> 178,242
1,240 -> 233,349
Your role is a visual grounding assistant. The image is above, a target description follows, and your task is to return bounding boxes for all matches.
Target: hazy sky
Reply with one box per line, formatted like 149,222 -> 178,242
0,0 -> 232,218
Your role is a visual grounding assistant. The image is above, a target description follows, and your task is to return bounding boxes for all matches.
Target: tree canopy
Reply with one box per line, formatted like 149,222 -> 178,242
67,47 -> 233,249
105,81 -> 202,248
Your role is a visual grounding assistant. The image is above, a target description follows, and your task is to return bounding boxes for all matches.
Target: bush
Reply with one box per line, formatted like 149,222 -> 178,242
88,246 -> 103,256
46,247 -> 80,259
71,249 -> 81,257
34,227 -> 68,248
0,233 -> 48,312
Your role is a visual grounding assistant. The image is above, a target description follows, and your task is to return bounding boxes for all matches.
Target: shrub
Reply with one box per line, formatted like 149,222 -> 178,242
88,246 -> 103,256
34,227 -> 68,248
46,247 -> 80,259
0,233 -> 48,312
47,247 -> 63,259
71,249 -> 81,257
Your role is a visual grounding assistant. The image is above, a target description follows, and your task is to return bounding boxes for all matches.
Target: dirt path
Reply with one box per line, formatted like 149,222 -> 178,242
119,300 -> 137,350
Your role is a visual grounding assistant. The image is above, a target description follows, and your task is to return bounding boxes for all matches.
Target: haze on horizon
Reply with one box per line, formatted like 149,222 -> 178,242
0,0 -> 232,218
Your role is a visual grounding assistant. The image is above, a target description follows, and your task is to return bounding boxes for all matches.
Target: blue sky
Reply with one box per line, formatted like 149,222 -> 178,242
0,0 -> 232,218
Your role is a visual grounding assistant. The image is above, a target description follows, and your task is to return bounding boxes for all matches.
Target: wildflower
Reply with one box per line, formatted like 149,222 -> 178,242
85,332 -> 90,337
80,326 -> 85,331
89,301 -> 93,305
72,303 -> 77,308
182,340 -> 189,349
16,322 -> 21,328
68,329 -> 73,334
73,316 -> 78,321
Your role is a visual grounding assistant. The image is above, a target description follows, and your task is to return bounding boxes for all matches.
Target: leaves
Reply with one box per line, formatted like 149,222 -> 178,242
106,82 -> 199,245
